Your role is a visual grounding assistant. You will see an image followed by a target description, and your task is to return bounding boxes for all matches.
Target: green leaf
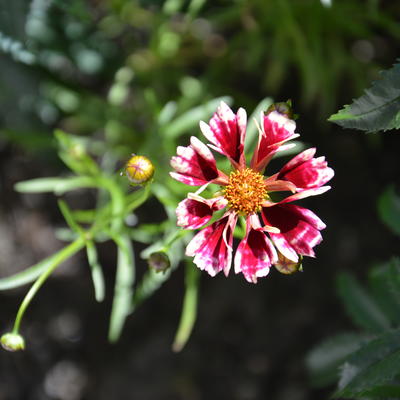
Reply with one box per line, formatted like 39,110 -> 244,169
86,241 -> 105,302
57,199 -> 82,233
108,234 -> 135,342
335,329 -> 400,398
337,272 -> 391,333
164,96 -> 233,139
378,185 -> 400,236
306,332 -> 367,387
172,264 -> 200,352
329,61 -> 400,132
0,251 -> 62,291
14,176 -> 97,195
368,258 -> 400,326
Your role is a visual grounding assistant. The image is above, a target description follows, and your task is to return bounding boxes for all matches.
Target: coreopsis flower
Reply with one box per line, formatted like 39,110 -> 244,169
170,102 -> 334,283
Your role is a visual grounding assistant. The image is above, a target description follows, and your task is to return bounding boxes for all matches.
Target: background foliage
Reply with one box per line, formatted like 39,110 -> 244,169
1,0 -> 400,399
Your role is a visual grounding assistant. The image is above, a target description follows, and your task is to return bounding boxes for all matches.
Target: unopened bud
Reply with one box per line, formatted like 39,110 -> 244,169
274,253 -> 303,275
123,155 -> 155,185
1,332 -> 25,352
266,100 -> 297,120
148,252 -> 170,273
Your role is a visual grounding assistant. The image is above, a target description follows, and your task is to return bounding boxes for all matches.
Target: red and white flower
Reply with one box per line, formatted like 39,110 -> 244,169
170,101 -> 334,283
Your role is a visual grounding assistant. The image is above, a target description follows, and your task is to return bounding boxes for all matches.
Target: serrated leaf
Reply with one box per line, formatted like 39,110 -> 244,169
329,62 -> 400,132
306,332 -> 367,387
337,272 -> 391,333
335,329 -> 400,398
108,234 -> 135,342
378,185 -> 400,236
368,259 -> 400,326
164,96 -> 232,139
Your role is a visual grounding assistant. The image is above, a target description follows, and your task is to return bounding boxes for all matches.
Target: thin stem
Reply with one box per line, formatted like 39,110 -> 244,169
12,236 -> 86,334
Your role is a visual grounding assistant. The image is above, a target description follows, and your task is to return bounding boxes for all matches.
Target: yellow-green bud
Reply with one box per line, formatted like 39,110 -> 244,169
148,252 -> 170,273
274,253 -> 303,275
123,155 -> 155,185
1,332 -> 25,352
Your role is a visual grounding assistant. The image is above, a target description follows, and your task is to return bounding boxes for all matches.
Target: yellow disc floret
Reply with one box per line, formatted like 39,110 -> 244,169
223,168 -> 268,215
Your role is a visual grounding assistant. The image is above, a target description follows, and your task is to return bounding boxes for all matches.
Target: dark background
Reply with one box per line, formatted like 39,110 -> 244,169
1,1 -> 400,399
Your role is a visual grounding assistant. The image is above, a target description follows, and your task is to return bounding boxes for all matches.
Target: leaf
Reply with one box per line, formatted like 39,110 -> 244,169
337,272 -> 391,333
172,263 -> 200,352
329,61 -> 400,132
86,241 -> 105,302
335,328 -> 400,398
0,251 -> 62,291
57,199 -> 82,233
368,258 -> 400,326
377,185 -> 400,236
14,176 -> 97,195
108,234 -> 135,342
306,332 -> 367,387
164,96 -> 233,139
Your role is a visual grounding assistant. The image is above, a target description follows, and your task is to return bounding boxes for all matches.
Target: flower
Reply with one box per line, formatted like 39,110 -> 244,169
170,101 -> 334,283
123,154 -> 154,185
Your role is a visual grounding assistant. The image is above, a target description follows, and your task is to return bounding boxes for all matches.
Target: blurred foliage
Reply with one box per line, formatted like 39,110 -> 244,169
1,0 -> 400,156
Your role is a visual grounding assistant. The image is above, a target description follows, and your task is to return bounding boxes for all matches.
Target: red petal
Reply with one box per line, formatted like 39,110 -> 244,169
262,204 -> 325,258
200,102 -> 246,166
186,215 -> 236,277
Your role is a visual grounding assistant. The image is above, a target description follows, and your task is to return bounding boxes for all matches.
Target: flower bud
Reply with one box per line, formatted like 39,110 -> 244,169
1,332 -> 25,352
266,100 -> 297,120
274,253 -> 303,275
123,155 -> 155,185
148,252 -> 170,273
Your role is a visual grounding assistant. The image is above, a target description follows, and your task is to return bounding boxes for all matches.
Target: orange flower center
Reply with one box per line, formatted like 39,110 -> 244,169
223,168 -> 268,215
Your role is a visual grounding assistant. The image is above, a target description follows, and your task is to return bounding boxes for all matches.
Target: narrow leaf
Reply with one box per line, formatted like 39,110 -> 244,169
377,185 -> 400,236
86,241 -> 105,302
108,234 -> 135,342
337,272 -> 391,333
329,61 -> 400,132
172,263 -> 200,352
57,199 -> 81,233
14,176 -> 97,195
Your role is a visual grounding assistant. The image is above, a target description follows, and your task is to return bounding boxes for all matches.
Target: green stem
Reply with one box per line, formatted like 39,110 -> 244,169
172,263 -> 200,352
12,236 -> 86,334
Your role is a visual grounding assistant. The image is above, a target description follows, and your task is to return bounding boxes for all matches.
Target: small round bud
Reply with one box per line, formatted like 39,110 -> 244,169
1,332 -> 25,352
148,252 -> 170,273
274,253 -> 303,275
123,155 -> 155,185
266,100 -> 297,120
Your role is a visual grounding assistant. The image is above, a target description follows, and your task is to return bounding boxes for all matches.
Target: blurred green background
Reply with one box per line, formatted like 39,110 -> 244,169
1,0 -> 400,399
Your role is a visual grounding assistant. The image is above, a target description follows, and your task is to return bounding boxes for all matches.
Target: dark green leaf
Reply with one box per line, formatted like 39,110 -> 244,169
378,185 -> 400,236
368,258 -> 400,326
337,272 -> 391,333
306,332 -> 367,387
335,329 -> 400,398
329,62 -> 400,132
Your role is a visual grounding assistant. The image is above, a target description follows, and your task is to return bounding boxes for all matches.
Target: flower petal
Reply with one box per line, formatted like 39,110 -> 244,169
176,195 -> 226,229
262,204 -> 325,259
170,136 -> 219,186
234,224 -> 277,284
200,102 -> 246,166
186,214 -> 236,277
251,110 -> 298,170
278,148 -> 334,191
